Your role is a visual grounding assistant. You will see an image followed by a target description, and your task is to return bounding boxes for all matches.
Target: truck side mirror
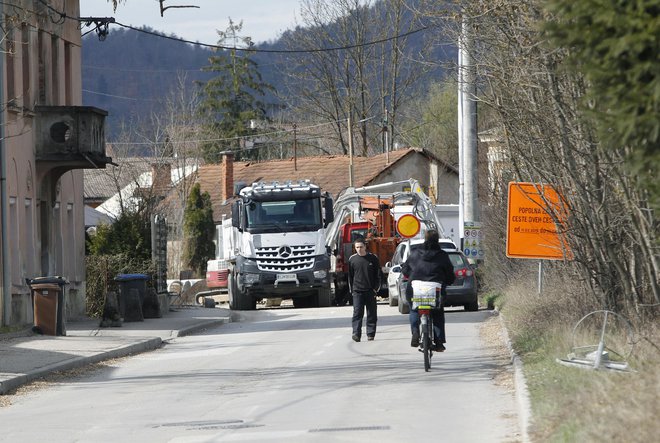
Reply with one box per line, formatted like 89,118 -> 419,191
324,196 -> 334,226
231,201 -> 241,229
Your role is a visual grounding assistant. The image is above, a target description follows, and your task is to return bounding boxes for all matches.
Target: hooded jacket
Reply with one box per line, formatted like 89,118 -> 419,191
401,246 -> 455,287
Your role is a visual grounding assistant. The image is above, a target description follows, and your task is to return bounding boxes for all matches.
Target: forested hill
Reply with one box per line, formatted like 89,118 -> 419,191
82,1 -> 454,139
82,28 -> 214,137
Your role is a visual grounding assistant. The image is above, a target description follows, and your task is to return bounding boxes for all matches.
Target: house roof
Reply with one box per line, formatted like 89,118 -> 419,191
183,147 -> 456,223
84,157 -> 199,201
84,205 -> 114,227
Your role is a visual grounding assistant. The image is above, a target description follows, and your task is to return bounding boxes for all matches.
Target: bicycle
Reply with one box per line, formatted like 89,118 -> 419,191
411,281 -> 443,372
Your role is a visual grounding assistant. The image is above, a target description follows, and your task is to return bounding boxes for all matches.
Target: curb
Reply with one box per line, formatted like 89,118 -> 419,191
168,316 -> 232,339
495,309 -> 532,443
0,337 -> 161,395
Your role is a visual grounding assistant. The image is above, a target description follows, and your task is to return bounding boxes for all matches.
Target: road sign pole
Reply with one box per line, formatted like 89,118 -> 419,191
538,261 -> 543,296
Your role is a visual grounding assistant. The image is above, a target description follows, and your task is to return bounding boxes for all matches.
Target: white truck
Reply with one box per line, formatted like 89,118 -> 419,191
225,180 -> 335,310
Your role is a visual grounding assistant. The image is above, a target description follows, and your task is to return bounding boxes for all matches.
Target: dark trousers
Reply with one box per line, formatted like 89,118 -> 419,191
409,307 -> 445,343
352,291 -> 377,338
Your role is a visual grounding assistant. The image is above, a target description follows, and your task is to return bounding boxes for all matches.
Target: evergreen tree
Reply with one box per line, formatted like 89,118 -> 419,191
182,183 -> 215,277
197,20 -> 274,163
545,0 -> 660,210
87,211 -> 152,262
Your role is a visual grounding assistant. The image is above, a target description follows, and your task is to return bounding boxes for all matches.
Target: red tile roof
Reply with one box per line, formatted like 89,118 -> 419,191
164,147 -> 454,223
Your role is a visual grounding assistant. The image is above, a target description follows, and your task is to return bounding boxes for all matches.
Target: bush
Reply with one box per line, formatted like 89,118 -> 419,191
85,254 -> 154,318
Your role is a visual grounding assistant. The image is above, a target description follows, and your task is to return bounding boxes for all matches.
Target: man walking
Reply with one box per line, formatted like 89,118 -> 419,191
348,238 -> 382,342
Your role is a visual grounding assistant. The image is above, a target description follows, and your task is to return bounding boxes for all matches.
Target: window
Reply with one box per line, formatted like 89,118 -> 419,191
38,31 -> 46,104
64,42 -> 71,105
9,197 -> 20,284
51,35 -> 60,103
21,23 -> 31,109
24,198 -> 34,278
5,21 -> 16,107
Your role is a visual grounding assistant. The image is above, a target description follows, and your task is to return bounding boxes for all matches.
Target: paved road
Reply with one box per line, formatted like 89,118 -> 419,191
0,304 -> 520,442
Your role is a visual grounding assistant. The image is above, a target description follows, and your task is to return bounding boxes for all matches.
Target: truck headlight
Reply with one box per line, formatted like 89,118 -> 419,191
244,273 -> 260,284
313,270 -> 327,279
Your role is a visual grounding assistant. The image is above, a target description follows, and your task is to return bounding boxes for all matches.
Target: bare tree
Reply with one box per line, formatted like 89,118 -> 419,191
94,73 -> 204,279
281,0 -> 431,156
441,0 -> 658,321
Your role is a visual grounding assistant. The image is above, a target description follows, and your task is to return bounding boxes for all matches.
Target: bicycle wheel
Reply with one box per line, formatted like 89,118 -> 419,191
421,314 -> 431,371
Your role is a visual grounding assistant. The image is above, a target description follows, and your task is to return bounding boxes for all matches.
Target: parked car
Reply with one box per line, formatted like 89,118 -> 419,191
386,238 -> 456,307
385,239 -> 478,313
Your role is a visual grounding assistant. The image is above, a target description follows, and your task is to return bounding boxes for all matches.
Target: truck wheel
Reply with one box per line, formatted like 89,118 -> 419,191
333,286 -> 349,306
316,288 -> 332,307
229,272 -> 256,310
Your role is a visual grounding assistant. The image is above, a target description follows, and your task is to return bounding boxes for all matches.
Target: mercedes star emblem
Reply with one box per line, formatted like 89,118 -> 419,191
278,246 -> 292,258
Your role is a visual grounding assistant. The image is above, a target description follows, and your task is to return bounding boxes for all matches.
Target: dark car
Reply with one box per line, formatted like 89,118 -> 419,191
386,240 -> 478,313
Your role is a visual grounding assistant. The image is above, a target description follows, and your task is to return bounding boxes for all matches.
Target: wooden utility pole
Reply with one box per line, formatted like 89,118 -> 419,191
293,123 -> 298,171
348,117 -> 354,187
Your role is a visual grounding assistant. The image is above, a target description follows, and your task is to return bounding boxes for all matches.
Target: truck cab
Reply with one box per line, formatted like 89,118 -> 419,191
228,180 -> 334,310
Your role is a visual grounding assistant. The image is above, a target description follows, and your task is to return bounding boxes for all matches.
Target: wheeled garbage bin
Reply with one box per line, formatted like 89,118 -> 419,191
115,274 -> 150,322
28,276 -> 68,336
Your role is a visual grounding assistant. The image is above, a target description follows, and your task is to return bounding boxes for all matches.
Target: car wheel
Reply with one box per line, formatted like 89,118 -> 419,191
398,300 -> 410,314
389,294 -> 398,307
465,301 -> 479,312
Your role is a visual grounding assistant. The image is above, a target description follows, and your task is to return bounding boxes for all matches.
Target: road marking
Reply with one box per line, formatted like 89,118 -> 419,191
210,430 -> 308,441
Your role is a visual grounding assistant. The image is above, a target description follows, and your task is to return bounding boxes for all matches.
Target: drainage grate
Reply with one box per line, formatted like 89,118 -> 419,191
309,426 -> 390,433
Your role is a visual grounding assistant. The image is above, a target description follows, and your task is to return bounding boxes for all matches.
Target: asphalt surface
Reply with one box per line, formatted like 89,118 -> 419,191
0,303 -> 531,442
0,306 -> 232,395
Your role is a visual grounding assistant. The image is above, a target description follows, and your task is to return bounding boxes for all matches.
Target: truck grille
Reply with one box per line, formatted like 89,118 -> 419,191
255,245 -> 316,272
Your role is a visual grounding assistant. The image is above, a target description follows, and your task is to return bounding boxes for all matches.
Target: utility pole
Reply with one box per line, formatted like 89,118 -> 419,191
293,123 -> 298,171
348,116 -> 354,187
1,1 -> 10,326
458,11 -> 480,251
383,108 -> 389,164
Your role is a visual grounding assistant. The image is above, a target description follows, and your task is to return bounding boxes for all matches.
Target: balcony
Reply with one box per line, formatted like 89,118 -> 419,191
34,106 -> 113,170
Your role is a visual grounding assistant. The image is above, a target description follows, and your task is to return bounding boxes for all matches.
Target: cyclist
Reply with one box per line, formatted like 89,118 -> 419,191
401,230 -> 455,352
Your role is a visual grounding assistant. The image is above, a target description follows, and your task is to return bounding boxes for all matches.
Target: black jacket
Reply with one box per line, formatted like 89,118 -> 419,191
348,252 -> 382,294
401,247 -> 455,287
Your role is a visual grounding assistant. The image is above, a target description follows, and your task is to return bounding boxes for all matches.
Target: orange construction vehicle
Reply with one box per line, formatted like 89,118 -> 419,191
331,196 -> 402,305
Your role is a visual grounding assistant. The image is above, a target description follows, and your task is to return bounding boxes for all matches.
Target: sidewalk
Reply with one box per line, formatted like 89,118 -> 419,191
0,306 -> 232,395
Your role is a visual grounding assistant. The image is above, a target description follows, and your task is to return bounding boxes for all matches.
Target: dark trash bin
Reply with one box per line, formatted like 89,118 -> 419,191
114,274 -> 150,322
27,276 -> 68,336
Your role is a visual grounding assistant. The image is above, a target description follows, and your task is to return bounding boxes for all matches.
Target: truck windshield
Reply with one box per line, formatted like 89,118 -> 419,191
245,199 -> 322,233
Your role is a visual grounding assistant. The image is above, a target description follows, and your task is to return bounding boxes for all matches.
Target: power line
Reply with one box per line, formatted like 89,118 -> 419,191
82,89 -> 162,102
83,64 -> 204,74
113,21 -> 429,54
37,0 -> 430,54
107,119 -> 353,146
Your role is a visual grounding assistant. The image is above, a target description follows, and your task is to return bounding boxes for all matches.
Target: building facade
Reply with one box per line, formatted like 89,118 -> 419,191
0,1 -> 110,327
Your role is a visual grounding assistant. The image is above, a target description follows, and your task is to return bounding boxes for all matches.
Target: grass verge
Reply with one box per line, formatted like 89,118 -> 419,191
499,281 -> 659,442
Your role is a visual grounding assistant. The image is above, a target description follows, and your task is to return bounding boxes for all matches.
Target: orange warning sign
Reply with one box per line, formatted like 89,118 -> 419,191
506,182 -> 571,260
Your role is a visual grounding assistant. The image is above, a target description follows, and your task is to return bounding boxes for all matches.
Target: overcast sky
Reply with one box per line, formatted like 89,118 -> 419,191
80,0 -> 303,45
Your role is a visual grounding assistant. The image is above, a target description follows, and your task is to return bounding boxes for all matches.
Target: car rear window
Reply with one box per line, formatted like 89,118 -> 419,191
406,245 -> 467,267
447,253 -> 467,267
